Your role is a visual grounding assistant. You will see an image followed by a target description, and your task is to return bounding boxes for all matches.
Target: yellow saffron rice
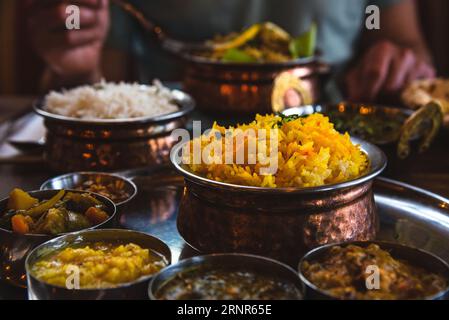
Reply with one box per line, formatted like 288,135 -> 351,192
183,114 -> 369,188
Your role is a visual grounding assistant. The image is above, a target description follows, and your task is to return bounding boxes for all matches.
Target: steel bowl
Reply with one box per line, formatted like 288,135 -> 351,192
171,137 -> 387,266
298,241 -> 449,300
283,104 -> 418,145
182,54 -> 328,115
34,88 -> 195,172
0,189 -> 116,288
149,253 -> 303,300
40,172 -> 137,207
26,229 -> 171,300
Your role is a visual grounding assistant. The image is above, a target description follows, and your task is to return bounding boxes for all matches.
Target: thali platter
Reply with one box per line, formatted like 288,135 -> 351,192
1,167 -> 449,299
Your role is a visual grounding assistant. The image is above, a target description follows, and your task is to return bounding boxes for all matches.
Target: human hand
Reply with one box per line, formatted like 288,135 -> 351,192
345,40 -> 435,102
26,0 -> 110,80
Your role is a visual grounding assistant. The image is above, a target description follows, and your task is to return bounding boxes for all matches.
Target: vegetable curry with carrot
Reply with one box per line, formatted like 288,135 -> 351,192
0,189 -> 110,235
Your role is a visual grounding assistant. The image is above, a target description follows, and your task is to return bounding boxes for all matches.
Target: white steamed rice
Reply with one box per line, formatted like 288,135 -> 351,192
44,80 -> 179,120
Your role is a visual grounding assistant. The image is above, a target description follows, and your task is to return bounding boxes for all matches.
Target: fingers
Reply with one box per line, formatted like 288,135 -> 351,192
34,27 -> 105,50
26,0 -> 103,11
383,48 -> 415,93
361,41 -> 395,101
406,60 -> 436,83
345,40 -> 435,102
345,68 -> 361,102
28,3 -> 101,31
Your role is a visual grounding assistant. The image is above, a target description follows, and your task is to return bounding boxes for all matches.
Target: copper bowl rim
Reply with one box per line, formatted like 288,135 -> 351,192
181,52 -> 317,68
33,88 -> 195,126
0,189 -> 117,238
25,228 -> 172,292
170,136 -> 387,194
148,252 -> 304,300
39,172 -> 138,207
297,240 -> 449,300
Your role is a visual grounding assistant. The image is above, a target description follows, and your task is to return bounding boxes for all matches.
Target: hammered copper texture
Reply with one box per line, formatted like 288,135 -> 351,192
177,180 -> 377,266
183,61 -> 322,114
43,119 -> 183,172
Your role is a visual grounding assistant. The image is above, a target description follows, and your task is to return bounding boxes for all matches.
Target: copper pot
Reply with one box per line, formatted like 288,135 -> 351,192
182,55 -> 329,115
171,137 -> 387,266
34,89 -> 195,172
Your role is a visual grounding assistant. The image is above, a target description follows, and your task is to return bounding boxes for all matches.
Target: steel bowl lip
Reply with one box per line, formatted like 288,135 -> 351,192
25,228 -> 172,292
283,103 -> 415,117
170,136 -> 387,194
148,252 -> 303,300
0,189 -> 117,238
33,87 -> 195,125
297,240 -> 449,300
39,172 -> 138,207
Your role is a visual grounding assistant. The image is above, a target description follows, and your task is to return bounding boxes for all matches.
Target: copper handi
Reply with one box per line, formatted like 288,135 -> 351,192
171,137 -> 387,266
34,89 -> 195,172
182,55 -> 329,115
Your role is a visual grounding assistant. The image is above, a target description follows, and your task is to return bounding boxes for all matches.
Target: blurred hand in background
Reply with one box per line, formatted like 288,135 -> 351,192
345,0 -> 435,103
345,40 -> 435,102
25,0 -> 110,85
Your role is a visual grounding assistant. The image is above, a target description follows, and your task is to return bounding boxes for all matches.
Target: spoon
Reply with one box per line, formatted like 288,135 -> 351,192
111,0 -> 214,54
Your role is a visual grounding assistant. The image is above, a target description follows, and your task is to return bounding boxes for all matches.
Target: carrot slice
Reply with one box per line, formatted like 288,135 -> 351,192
11,214 -> 30,234
85,207 -> 109,225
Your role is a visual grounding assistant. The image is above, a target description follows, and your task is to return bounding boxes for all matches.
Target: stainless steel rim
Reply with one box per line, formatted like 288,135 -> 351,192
170,136 -> 387,194
39,172 -> 138,206
34,88 -> 195,125
25,228 -> 171,291
297,240 -> 449,300
0,189 -> 117,237
148,252 -> 303,300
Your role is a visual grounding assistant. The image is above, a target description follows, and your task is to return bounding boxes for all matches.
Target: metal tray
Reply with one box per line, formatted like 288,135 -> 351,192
2,167 -> 449,299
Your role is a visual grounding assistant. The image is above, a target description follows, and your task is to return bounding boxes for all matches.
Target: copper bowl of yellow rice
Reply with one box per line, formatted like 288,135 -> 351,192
171,113 -> 387,265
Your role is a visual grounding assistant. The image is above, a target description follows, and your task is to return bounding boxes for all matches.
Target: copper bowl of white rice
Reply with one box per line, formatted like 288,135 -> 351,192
34,81 -> 195,172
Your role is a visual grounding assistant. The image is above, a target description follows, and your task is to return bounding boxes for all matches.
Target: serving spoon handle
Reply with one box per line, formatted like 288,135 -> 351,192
110,0 -> 212,55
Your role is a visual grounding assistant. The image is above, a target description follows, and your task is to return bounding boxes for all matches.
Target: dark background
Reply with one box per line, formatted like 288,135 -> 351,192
0,0 -> 448,95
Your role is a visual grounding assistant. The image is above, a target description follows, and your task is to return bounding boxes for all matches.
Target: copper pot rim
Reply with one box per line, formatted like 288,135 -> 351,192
170,136 -> 387,195
34,88 -> 195,126
182,52 -> 317,67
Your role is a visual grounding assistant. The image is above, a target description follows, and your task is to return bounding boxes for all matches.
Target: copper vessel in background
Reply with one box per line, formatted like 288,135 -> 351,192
182,55 -> 329,115
171,137 -> 387,266
34,89 -> 195,173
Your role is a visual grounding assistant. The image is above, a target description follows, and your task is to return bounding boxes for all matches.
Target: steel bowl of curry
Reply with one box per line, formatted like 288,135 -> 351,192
26,229 -> 171,300
298,241 -> 449,300
149,253 -> 303,300
0,189 -> 116,288
40,171 -> 138,207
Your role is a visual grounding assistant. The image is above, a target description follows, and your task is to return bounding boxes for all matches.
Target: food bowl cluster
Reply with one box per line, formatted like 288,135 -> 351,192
2,81 -> 448,300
